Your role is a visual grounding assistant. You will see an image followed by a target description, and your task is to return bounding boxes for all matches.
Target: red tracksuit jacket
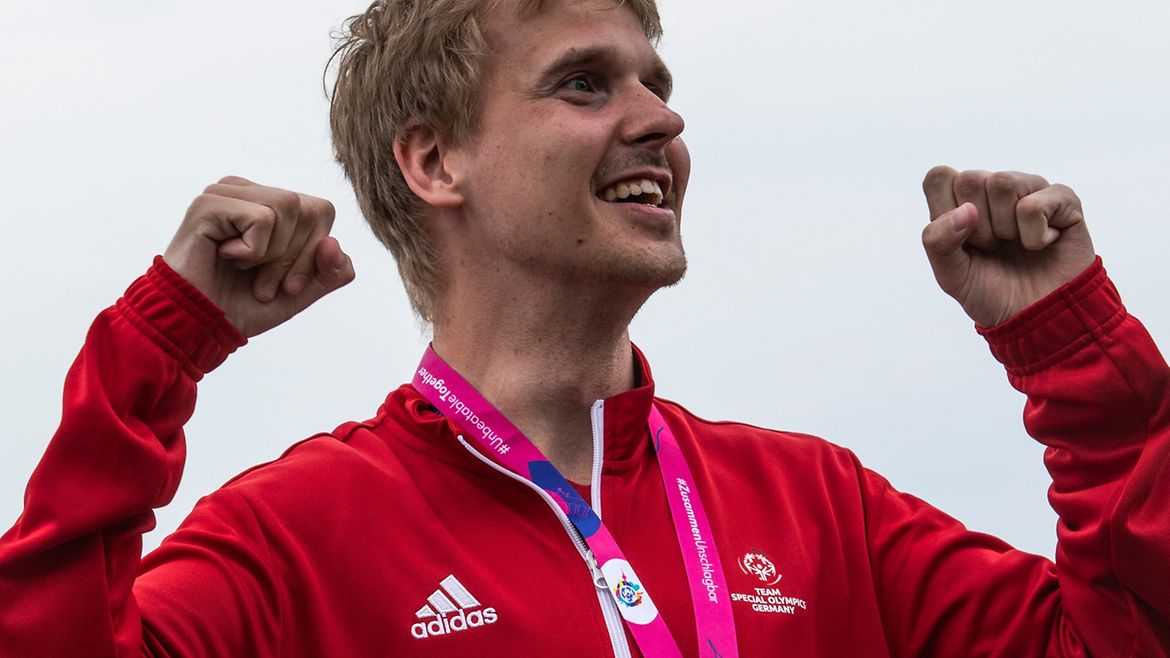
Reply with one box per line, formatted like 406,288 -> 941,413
1,257 -> 1167,657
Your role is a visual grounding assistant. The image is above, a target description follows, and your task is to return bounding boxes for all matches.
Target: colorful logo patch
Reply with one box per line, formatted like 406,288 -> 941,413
613,573 -> 644,608
600,558 -> 659,625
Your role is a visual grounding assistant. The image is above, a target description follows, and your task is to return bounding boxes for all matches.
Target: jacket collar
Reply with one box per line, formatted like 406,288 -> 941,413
379,343 -> 658,477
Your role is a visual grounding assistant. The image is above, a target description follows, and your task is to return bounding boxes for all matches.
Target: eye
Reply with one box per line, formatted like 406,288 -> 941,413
562,75 -> 597,94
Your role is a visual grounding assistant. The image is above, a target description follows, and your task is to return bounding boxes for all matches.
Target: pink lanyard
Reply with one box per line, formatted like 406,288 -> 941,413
414,346 -> 739,658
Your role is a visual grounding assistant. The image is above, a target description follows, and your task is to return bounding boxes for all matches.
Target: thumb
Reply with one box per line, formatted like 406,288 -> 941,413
921,202 -> 976,296
300,237 -> 356,303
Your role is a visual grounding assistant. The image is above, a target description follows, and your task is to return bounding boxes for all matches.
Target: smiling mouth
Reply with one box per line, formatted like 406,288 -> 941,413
598,178 -> 665,207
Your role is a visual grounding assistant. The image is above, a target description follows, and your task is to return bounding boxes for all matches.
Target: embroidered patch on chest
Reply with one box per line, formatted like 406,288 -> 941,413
729,548 -> 810,617
410,574 -> 499,639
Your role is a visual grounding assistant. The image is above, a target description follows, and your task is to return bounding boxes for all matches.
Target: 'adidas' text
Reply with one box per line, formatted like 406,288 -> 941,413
410,574 -> 499,639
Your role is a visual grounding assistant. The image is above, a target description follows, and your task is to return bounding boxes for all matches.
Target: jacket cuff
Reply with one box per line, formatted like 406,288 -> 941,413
115,256 -> 247,380
977,257 -> 1126,376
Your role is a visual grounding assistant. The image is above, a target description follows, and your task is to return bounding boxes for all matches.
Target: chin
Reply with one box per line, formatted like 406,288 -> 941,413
605,251 -> 688,291
650,256 -> 688,288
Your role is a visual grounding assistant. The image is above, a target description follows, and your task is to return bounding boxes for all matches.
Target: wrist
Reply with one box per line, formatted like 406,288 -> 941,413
117,256 -> 247,380
977,257 -> 1120,375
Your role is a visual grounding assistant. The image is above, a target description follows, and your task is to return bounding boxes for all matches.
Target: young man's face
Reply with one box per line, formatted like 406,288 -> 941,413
447,0 -> 690,293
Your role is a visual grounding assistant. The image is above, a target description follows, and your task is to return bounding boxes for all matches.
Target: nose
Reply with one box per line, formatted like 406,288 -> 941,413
619,83 -> 685,150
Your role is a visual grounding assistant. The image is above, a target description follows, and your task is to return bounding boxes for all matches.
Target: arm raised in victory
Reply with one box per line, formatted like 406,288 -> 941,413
0,178 -> 353,656
869,168 -> 1168,655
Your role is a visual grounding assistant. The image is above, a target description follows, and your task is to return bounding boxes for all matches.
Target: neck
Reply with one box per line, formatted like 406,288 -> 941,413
432,273 -> 649,483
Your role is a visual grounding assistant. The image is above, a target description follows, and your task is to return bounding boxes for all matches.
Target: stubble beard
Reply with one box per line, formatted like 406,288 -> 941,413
499,231 -> 688,301
582,233 -> 689,296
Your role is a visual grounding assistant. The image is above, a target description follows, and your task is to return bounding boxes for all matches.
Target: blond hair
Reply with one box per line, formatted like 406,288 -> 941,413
328,0 -> 662,321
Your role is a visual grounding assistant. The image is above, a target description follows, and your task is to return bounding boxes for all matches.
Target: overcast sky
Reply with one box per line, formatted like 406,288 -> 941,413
2,1 -> 1168,558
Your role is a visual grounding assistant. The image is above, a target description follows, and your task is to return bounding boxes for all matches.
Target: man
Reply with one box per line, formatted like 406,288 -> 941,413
1,0 -> 1167,656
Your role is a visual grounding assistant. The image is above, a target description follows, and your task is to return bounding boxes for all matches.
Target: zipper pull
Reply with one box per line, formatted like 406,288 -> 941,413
585,549 -> 608,590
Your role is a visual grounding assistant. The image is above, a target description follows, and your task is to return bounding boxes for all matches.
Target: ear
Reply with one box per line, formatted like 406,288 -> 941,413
393,119 -> 463,208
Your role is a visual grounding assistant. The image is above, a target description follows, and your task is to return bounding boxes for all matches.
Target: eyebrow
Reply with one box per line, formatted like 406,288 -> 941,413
537,45 -> 674,100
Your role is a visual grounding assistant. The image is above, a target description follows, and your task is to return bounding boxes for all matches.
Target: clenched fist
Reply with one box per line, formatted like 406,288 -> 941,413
163,176 -> 356,337
921,167 -> 1096,327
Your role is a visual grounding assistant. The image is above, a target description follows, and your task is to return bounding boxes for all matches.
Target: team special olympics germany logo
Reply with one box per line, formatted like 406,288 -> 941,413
613,573 -> 644,608
731,548 -> 808,616
738,549 -> 781,586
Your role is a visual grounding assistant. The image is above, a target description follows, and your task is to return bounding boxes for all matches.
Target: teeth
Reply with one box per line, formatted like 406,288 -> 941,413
599,178 -> 665,206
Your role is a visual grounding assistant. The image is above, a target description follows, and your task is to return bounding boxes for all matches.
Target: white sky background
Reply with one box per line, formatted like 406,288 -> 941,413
1,0 -> 1168,560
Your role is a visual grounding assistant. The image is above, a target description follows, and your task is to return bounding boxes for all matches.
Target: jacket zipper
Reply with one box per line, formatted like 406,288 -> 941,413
589,400 -> 631,658
589,400 -> 606,514
455,399 -> 632,658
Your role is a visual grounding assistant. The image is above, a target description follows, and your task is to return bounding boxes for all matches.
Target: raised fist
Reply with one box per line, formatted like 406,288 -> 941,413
163,176 -> 355,337
921,167 -> 1096,327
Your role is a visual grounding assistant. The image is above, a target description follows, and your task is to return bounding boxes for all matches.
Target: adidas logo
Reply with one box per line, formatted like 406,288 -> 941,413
410,574 -> 499,640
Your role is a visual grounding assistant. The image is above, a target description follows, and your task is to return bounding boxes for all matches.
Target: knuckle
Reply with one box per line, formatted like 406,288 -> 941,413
1016,195 -> 1043,218
188,193 -> 217,214
920,220 -> 954,252
273,190 -> 302,217
301,195 -> 336,223
920,223 -> 939,248
986,172 -> 1020,196
318,198 -> 337,222
922,165 -> 956,192
255,205 -> 278,227
1050,183 -> 1080,201
953,171 -> 987,197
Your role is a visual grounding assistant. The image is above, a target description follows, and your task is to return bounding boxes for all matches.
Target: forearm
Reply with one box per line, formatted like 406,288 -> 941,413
980,257 -> 1170,655
868,259 -> 1169,656
0,258 -> 245,656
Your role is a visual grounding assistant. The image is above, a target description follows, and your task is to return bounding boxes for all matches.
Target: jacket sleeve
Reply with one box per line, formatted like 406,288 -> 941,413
864,257 -> 1169,657
0,257 -> 254,657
